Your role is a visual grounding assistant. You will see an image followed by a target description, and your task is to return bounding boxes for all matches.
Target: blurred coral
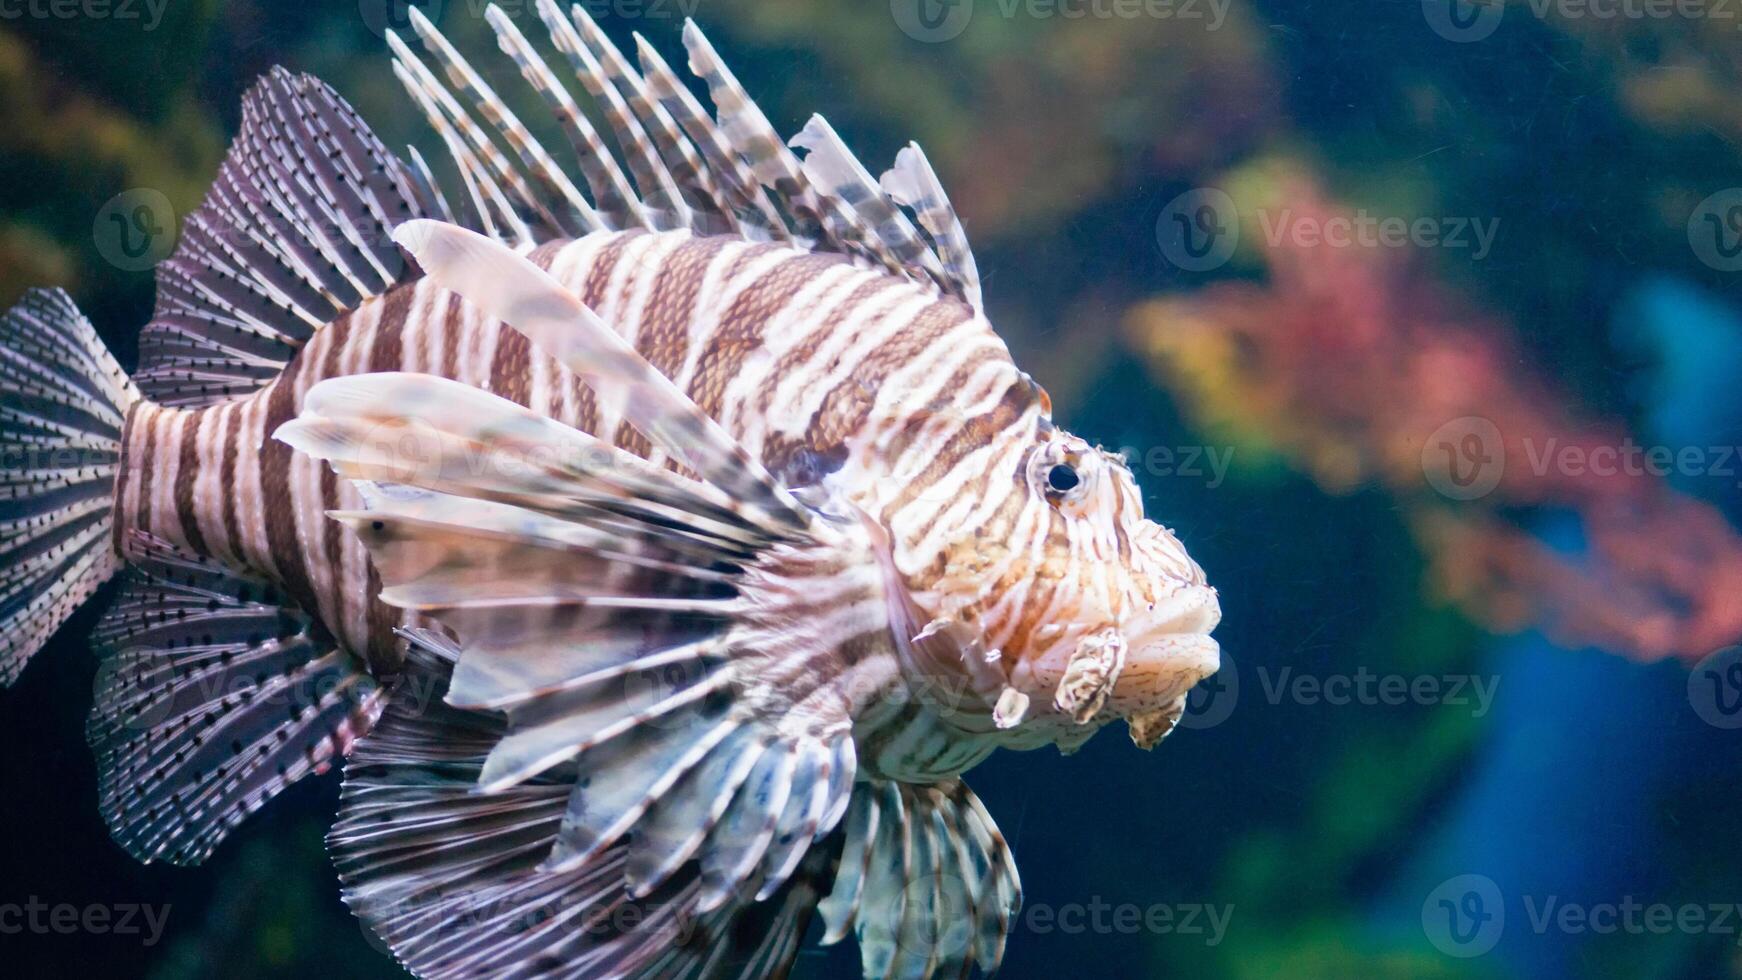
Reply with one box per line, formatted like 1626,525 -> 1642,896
1129,167 -> 1742,663
0,26 -> 221,307
703,0 -> 1280,239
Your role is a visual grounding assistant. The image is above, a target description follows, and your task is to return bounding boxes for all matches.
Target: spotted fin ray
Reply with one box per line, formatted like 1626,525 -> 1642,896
818,781 -> 1022,978
389,217 -> 813,531
286,212 -> 1025,977
120,0 -> 986,413
0,289 -> 137,685
330,639 -> 847,980
281,367 -> 894,976
136,68 -> 443,407
87,531 -> 384,864
272,208 -> 938,973
386,4 -> 986,310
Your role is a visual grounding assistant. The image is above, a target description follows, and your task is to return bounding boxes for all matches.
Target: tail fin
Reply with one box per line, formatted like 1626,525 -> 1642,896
0,288 -> 138,686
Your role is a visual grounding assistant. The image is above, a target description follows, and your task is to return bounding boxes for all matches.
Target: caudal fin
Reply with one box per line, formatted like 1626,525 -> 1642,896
0,288 -> 138,686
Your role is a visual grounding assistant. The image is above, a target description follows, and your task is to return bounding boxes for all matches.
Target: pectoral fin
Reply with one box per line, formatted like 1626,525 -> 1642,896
287,364 -> 894,977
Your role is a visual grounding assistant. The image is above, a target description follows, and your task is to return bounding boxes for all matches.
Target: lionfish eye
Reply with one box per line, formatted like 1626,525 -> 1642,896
1032,442 -> 1092,512
1046,463 -> 1080,494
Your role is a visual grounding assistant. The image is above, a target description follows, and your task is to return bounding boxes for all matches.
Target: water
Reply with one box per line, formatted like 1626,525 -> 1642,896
2,2 -> 1741,977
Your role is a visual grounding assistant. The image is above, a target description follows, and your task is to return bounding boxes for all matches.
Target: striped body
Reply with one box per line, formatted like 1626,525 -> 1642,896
0,15 -> 1220,974
113,229 -> 1040,777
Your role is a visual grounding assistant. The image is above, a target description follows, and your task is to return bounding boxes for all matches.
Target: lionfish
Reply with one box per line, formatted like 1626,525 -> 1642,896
0,6 -> 1220,978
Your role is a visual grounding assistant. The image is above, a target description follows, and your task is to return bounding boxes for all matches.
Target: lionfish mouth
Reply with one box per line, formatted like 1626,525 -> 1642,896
1047,584 -> 1221,749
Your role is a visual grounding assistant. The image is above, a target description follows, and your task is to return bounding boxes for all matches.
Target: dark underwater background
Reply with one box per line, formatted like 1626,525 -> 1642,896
4,1 -> 1742,977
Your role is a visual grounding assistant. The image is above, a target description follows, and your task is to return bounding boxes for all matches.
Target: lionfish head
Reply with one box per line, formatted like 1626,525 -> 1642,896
895,407 -> 1221,752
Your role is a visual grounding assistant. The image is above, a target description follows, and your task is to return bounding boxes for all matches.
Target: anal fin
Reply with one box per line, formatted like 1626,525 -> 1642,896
87,532 -> 385,865
330,644 -> 847,980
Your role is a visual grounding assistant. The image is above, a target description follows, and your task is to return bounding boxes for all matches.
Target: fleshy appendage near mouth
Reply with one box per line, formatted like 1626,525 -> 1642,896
1118,631 -> 1220,748
1048,584 -> 1221,748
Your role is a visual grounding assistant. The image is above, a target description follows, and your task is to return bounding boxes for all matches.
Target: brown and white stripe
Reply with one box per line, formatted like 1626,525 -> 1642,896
114,228 -> 1042,687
